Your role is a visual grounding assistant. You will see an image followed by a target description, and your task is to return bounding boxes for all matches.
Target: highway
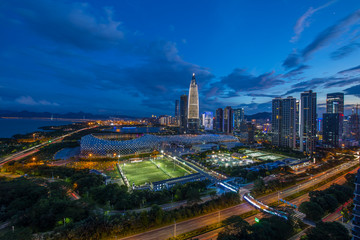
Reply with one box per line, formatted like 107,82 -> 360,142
119,159 -> 359,240
0,125 -> 97,166
196,164 -> 359,240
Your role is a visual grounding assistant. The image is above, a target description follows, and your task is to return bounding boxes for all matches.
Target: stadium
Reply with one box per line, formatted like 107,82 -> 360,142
80,133 -> 239,156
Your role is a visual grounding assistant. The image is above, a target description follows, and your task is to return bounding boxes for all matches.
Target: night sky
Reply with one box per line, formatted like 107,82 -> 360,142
1,0 -> 360,117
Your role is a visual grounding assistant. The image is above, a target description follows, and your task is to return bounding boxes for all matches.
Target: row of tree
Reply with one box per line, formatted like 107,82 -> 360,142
217,215 -> 350,240
299,174 -> 354,221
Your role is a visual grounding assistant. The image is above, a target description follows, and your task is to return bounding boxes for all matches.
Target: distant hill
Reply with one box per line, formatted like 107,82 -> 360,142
245,112 -> 271,120
0,110 -> 136,120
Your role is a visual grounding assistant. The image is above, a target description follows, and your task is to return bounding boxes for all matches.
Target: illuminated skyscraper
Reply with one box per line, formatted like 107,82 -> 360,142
215,108 -> 224,132
187,73 -> 199,133
180,94 -> 188,133
233,108 -> 244,129
323,93 -> 344,148
271,96 -> 296,149
224,106 -> 233,133
326,92 -> 344,114
300,90 -> 317,157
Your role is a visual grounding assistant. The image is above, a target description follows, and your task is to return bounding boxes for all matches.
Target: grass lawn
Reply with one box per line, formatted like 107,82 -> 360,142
122,158 -> 196,185
122,160 -> 169,185
155,157 -> 192,178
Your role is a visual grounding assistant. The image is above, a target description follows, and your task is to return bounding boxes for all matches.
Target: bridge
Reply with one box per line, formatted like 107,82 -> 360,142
244,193 -> 289,220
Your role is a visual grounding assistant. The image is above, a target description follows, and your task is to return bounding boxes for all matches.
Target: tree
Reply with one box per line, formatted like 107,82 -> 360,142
305,222 -> 350,240
218,216 -> 250,240
299,201 -> 324,221
253,178 -> 266,193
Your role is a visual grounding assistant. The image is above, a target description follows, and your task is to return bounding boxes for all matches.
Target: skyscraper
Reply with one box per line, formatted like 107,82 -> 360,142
215,108 -> 224,132
271,97 -> 296,149
233,108 -> 245,129
300,90 -> 317,157
175,100 -> 179,118
202,112 -> 214,130
323,113 -> 342,147
187,73 -> 199,133
326,92 -> 344,114
272,97 -> 282,147
224,106 -> 233,134
323,93 -> 344,148
352,168 -> 360,240
174,99 -> 180,126
180,94 -> 188,133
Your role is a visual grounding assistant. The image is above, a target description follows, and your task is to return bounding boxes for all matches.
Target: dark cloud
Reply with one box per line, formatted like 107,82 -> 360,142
247,93 -> 279,98
220,68 -> 284,92
5,0 -> 125,50
331,42 -> 360,60
344,84 -> 360,97
338,64 -> 360,74
235,102 -> 272,114
282,51 -> 301,69
283,9 -> 360,69
283,65 -> 310,78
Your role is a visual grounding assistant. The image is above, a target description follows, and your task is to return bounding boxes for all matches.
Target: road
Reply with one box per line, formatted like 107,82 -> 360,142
119,160 -> 359,240
0,125 -> 97,166
193,165 -> 359,240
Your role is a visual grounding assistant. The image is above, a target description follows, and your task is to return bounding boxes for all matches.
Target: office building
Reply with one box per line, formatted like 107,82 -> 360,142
215,108 -> 224,132
224,106 -> 233,133
187,73 -> 199,133
323,93 -> 344,148
179,94 -> 188,133
323,113 -> 342,147
233,108 -> 245,129
299,90 -> 317,157
326,92 -> 344,114
202,112 -> 214,130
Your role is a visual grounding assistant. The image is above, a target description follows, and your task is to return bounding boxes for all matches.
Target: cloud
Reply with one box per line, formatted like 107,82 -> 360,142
219,68 -> 284,93
291,1 -> 336,43
282,50 -> 301,69
283,9 -> 360,69
338,64 -> 360,75
15,96 -> 59,106
6,0 -> 124,50
331,42 -> 360,60
283,65 -> 310,78
344,84 -> 360,97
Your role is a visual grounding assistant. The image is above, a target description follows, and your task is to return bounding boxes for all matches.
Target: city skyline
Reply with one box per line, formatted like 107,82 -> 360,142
1,1 -> 360,117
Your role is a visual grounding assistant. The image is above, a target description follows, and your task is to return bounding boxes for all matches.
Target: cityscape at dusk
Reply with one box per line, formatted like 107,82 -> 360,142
1,1 -> 360,240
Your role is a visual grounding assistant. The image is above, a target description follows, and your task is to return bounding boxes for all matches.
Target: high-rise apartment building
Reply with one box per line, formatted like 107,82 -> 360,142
179,94 -> 188,133
352,168 -> 360,240
187,73 -> 199,133
215,108 -> 223,132
174,99 -> 180,126
224,106 -> 233,133
271,97 -> 296,149
233,108 -> 245,129
299,90 -> 317,157
175,100 -> 179,118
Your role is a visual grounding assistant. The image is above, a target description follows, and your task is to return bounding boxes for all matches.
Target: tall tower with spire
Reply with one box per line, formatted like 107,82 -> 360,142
187,73 -> 199,133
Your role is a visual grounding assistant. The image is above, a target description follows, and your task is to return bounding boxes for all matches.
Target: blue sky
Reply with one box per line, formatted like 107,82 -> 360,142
0,0 -> 360,116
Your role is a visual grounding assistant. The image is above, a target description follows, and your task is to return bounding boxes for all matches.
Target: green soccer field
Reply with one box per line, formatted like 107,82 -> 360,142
155,157 -> 193,178
122,158 -> 195,186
